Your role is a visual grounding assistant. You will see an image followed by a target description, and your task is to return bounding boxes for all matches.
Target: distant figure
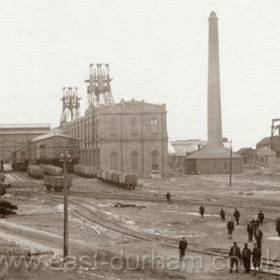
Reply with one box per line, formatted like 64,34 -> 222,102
220,208 -> 225,222
252,243 -> 261,271
166,192 -> 172,205
252,216 -> 260,236
227,218 -> 235,239
241,243 -> 251,273
229,242 -> 241,273
178,237 -> 188,260
233,208 -> 240,225
247,221 -> 254,242
255,228 -> 263,250
258,210 -> 264,226
276,217 -> 280,237
199,204 -> 205,218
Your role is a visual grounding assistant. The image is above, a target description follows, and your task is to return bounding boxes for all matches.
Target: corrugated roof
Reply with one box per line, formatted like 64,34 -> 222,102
186,146 -> 242,159
31,131 -> 77,143
0,123 -> 51,129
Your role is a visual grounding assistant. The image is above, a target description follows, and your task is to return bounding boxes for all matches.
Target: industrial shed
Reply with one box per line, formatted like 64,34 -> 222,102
185,146 -> 243,174
15,131 -> 79,170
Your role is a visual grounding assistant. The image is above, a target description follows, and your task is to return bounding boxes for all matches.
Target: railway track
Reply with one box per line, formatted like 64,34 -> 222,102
37,193 -> 280,276
9,173 -> 280,275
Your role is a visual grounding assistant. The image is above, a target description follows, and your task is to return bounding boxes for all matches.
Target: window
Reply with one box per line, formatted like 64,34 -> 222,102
150,118 -> 158,134
151,151 -> 159,173
131,151 -> 139,169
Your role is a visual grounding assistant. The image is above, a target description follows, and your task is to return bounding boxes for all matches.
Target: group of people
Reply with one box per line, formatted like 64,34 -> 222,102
229,241 -> 261,273
175,202 -> 280,273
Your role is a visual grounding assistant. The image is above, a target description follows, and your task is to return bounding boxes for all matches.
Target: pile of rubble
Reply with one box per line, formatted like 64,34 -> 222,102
0,200 -> 17,217
114,202 -> 146,210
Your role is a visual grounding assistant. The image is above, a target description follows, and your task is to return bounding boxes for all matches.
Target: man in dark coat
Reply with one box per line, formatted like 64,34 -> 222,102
252,243 -> 261,270
241,243 -> 251,273
255,228 -> 263,250
252,216 -> 260,236
166,192 -> 172,205
276,217 -> 280,237
258,210 -> 264,226
220,208 -> 225,222
229,242 -> 241,273
178,237 -> 188,260
199,204 -> 205,218
247,221 -> 254,242
227,218 -> 235,239
233,208 -> 240,225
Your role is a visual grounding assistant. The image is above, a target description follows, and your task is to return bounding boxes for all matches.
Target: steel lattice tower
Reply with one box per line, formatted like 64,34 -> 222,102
85,63 -> 114,109
60,87 -> 81,124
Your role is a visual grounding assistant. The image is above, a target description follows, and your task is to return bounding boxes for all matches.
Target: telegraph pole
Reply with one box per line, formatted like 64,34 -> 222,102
229,140 -> 233,187
60,150 -> 71,260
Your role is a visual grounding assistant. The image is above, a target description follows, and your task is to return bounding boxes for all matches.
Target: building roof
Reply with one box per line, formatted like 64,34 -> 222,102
256,137 -> 271,147
0,123 -> 50,129
186,146 -> 242,159
31,131 -> 77,143
255,146 -> 276,156
170,139 -> 207,156
237,147 -> 255,156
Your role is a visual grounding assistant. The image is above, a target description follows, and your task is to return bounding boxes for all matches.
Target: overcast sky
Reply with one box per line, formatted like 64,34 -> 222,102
0,0 -> 280,149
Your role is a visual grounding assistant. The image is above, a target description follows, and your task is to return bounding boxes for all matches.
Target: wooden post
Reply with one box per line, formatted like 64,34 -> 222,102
63,156 -> 69,259
229,141 -> 233,187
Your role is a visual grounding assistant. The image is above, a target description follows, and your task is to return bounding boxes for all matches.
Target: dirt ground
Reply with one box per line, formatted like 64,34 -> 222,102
0,172 -> 280,279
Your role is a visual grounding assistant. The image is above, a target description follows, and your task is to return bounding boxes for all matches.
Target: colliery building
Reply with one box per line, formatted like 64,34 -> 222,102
59,64 -> 168,178
61,99 -> 168,178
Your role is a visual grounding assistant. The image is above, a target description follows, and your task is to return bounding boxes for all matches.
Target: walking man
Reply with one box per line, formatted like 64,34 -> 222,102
178,237 -> 188,260
227,217 -> 235,239
220,207 -> 225,222
255,228 -> 263,250
252,216 -> 260,235
276,217 -> 280,237
229,242 -> 241,273
247,221 -> 254,242
166,191 -> 172,205
258,210 -> 264,226
241,243 -> 251,273
252,243 -> 261,271
199,204 -> 205,218
233,208 -> 240,225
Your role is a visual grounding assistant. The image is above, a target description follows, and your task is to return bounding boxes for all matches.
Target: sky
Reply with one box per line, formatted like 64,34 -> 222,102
0,0 -> 280,149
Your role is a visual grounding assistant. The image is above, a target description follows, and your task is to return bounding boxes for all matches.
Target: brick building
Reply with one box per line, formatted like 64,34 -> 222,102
60,99 -> 168,178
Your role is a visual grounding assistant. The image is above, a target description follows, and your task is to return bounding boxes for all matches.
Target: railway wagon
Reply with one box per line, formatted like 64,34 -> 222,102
73,164 -> 96,178
98,169 -> 138,189
27,165 -> 43,179
44,175 -> 72,192
41,164 -> 63,176
0,174 -> 5,183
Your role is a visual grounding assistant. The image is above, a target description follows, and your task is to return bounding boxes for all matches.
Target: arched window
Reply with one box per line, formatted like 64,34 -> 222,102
151,151 -> 159,173
131,151 -> 139,169
151,118 -> 158,134
110,152 -> 118,170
